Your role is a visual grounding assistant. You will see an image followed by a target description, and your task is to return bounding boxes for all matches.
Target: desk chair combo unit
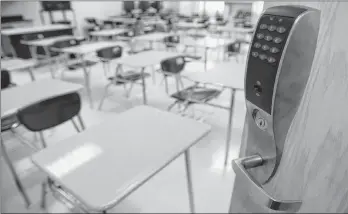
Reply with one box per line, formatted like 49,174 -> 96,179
16,92 -> 85,211
159,56 -> 223,119
98,46 -> 151,110
1,74 -> 86,210
51,40 -> 126,108
29,106 -> 210,213
21,35 -> 86,78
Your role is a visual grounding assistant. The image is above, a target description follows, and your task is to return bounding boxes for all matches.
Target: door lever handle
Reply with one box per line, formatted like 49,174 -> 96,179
231,155 -> 302,212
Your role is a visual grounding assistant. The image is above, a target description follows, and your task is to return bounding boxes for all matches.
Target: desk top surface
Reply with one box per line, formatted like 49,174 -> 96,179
1,24 -> 73,36
60,41 -> 126,55
1,58 -> 37,71
89,28 -> 128,37
21,35 -> 84,47
183,61 -> 246,89
116,50 -> 181,68
177,22 -> 205,28
214,26 -> 254,33
181,37 -> 235,48
1,79 -> 83,118
133,32 -> 174,41
31,105 -> 211,211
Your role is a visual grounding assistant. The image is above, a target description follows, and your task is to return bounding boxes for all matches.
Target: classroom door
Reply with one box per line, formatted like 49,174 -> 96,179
230,1 -> 348,213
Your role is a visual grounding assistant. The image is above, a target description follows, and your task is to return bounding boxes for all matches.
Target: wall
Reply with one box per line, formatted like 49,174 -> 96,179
0,1 -> 122,35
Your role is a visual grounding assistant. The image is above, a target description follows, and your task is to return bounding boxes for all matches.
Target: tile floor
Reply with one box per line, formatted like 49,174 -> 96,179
1,39 -> 248,213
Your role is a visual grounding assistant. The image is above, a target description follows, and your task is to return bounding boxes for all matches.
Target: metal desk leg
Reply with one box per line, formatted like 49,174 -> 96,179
224,89 -> 236,166
204,47 -> 208,71
81,57 -> 94,108
151,65 -> 156,84
77,114 -> 86,131
0,136 -> 31,208
43,46 -> 55,78
184,150 -> 195,213
140,67 -> 147,105
28,67 -> 36,81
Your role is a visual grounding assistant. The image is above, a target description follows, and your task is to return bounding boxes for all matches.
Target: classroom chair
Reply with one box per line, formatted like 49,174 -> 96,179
50,38 -> 98,78
160,56 -> 222,116
98,47 -> 150,110
163,35 -> 180,51
16,92 -> 85,210
225,41 -> 242,62
96,45 -> 123,76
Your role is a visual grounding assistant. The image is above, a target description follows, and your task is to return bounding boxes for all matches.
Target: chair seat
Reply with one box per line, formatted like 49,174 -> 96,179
170,86 -> 222,103
184,55 -> 202,61
67,60 -> 98,70
108,71 -> 150,84
1,114 -> 20,132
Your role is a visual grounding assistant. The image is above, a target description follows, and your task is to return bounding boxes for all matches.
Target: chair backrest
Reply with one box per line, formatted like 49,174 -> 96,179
22,33 -> 44,41
164,35 -> 180,44
86,18 -> 98,26
51,38 -> 81,49
96,45 -> 123,60
160,56 -> 186,74
1,69 -> 11,90
17,92 -> 81,132
227,42 -> 241,53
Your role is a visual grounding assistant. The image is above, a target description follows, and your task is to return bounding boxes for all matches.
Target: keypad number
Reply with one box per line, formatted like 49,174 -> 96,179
254,42 -> 261,48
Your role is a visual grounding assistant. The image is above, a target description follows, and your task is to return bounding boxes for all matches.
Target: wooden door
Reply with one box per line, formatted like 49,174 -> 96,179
230,1 -> 348,213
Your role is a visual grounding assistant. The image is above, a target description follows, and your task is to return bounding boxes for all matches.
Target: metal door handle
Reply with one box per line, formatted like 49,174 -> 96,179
232,155 -> 302,212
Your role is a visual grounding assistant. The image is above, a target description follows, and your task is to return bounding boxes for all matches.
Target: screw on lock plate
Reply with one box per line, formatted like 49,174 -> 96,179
252,109 -> 268,130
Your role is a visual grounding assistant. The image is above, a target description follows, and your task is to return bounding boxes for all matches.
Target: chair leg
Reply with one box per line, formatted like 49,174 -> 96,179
10,129 -> 39,151
167,100 -> 179,111
40,181 -> 47,210
38,132 -> 47,149
164,76 -> 169,94
98,83 -> 112,111
0,136 -> 31,208
74,114 -> 86,132
71,119 -> 81,132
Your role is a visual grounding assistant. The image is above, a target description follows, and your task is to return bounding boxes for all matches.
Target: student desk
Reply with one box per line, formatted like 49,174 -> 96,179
59,41 -> 127,108
183,61 -> 245,166
176,22 -> 205,30
1,24 -> 73,59
1,79 -> 83,209
1,58 -> 37,81
89,28 -> 129,40
21,35 -> 84,78
133,32 -> 175,49
112,50 -> 182,104
181,37 -> 235,71
211,26 -> 254,39
1,79 -> 83,118
31,105 -> 211,213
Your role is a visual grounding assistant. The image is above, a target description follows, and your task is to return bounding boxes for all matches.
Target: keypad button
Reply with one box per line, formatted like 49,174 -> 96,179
260,24 -> 268,29
256,33 -> 264,39
269,16 -> 275,21
262,45 -> 269,51
278,18 -> 283,22
277,26 -> 286,33
259,54 -> 267,60
273,37 -> 282,44
268,57 -> 276,63
265,35 -> 273,41
252,52 -> 259,57
254,42 -> 261,48
268,25 -> 276,31
270,47 -> 279,53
